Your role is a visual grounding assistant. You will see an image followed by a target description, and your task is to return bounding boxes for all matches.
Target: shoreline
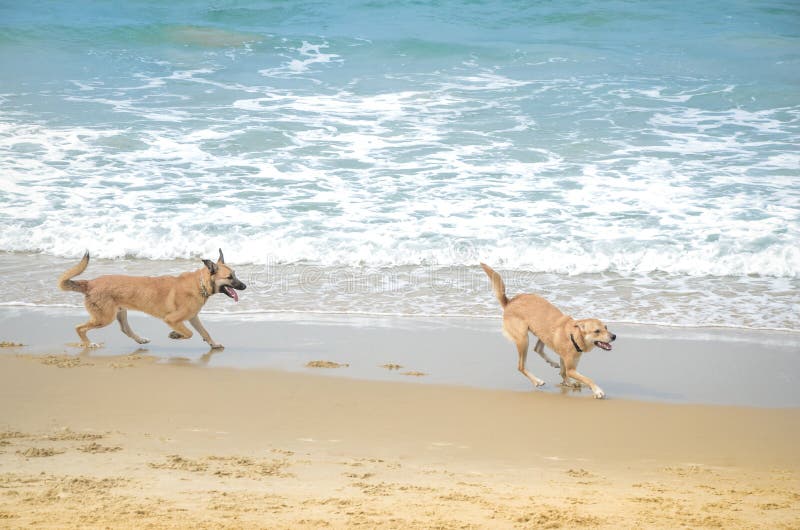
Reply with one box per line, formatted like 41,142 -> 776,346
1,251 -> 798,332
1,306 -> 799,408
4,301 -> 800,336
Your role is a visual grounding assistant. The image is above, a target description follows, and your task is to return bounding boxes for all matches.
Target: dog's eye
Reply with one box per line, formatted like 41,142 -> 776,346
595,329 -> 600,333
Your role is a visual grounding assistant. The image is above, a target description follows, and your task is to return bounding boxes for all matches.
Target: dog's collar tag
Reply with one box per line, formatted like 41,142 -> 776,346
570,333 -> 583,353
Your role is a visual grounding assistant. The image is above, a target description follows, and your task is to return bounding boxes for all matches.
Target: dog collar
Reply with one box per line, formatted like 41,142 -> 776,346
199,279 -> 211,298
570,333 -> 583,353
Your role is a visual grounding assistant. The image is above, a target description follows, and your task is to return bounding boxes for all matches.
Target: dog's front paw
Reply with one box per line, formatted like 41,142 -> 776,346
136,337 -> 150,344
593,388 -> 605,399
533,378 -> 545,387
168,331 -> 184,340
209,342 -> 224,350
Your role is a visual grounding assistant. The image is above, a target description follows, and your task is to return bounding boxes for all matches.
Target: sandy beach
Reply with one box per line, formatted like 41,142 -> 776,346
2,0 -> 799,527
1,311 -> 799,528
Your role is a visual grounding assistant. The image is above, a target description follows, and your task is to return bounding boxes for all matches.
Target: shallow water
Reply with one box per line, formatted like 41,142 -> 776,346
1,253 -> 798,331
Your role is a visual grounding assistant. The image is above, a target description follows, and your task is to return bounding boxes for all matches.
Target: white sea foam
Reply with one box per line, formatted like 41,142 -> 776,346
1,255 -> 797,332
259,40 -> 342,78
1,31 -> 798,331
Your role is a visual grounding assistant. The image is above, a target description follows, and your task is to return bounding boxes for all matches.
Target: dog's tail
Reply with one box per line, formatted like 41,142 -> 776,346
58,251 -> 90,294
480,262 -> 509,308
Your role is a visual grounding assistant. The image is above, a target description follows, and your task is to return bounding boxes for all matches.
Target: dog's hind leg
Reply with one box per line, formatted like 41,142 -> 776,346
189,316 -> 223,350
503,318 -> 544,388
534,338 -> 560,369
76,303 -> 116,348
116,308 -> 150,344
515,334 -> 545,388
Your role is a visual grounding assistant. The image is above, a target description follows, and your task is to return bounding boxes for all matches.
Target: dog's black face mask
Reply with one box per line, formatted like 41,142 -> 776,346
202,248 -> 246,301
213,271 -> 245,301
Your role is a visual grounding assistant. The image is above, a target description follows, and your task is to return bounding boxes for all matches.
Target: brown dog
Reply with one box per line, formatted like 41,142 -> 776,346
58,249 -> 246,350
480,263 -> 616,399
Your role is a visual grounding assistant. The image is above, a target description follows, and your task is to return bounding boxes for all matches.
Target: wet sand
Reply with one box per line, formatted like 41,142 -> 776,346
0,308 -> 799,528
1,306 -> 799,406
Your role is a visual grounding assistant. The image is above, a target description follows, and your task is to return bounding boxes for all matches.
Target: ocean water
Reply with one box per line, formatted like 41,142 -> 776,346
0,1 -> 798,331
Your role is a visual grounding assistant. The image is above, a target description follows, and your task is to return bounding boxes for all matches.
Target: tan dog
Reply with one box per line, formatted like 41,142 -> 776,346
480,263 -> 616,399
58,249 -> 246,350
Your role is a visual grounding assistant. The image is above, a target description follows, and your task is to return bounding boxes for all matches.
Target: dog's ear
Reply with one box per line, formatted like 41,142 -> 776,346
217,248 -> 225,264
203,259 -> 218,275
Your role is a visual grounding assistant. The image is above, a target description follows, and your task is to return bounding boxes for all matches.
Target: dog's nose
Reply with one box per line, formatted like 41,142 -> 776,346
610,333 -> 617,342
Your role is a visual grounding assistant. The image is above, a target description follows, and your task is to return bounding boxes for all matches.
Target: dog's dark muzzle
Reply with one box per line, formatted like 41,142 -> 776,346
220,280 -> 246,302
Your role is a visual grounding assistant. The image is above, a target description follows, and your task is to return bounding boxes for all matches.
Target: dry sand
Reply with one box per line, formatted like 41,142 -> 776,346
0,347 -> 798,529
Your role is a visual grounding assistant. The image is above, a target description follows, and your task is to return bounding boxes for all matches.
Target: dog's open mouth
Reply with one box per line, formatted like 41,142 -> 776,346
594,341 -> 613,351
221,285 -> 239,302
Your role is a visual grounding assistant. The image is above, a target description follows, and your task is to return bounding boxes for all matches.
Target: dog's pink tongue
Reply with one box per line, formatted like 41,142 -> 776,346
223,286 -> 239,302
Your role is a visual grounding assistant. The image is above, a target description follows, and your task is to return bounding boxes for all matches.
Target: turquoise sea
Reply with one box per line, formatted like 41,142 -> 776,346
0,1 -> 798,330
